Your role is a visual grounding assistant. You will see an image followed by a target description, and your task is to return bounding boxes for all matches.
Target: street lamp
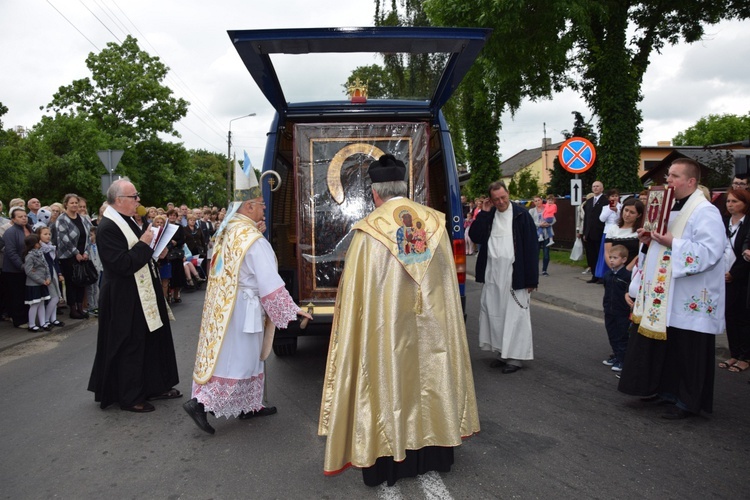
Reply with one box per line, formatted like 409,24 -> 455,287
227,113 -> 256,204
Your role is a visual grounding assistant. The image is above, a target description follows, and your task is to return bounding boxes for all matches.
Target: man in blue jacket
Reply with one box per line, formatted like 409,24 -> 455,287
469,181 -> 538,373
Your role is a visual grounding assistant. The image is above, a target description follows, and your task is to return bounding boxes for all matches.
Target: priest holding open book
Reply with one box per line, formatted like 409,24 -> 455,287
88,178 -> 181,413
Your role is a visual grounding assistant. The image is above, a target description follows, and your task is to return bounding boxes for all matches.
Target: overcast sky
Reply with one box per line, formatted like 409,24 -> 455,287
1,0 -> 749,168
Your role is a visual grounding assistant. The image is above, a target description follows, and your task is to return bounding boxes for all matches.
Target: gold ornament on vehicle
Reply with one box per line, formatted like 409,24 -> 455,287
347,78 -> 368,103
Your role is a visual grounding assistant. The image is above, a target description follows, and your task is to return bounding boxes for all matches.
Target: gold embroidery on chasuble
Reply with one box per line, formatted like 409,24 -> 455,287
192,216 -> 262,384
354,199 -> 444,286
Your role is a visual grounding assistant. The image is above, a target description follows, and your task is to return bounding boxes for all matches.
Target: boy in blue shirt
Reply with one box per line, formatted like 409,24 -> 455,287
602,245 -> 631,373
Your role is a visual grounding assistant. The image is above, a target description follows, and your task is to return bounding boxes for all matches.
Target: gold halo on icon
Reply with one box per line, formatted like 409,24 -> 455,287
327,143 -> 386,204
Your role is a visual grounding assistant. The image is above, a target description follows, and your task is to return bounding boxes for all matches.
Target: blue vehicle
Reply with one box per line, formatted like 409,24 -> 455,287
228,27 -> 490,355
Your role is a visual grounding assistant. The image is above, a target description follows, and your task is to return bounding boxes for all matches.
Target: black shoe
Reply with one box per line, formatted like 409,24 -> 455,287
238,406 -> 278,419
501,365 -> 521,374
183,398 -> 215,434
586,278 -> 599,284
661,407 -> 693,420
51,320 -> 65,327
489,359 -> 507,368
121,401 -> 155,413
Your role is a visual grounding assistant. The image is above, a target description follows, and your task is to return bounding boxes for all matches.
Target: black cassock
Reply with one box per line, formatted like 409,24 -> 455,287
88,214 -> 179,409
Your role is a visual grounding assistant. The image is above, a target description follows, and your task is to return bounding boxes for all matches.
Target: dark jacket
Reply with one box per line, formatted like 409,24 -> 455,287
582,194 -> 607,240
469,203 -> 539,290
602,266 -> 631,316
727,215 -> 750,287
2,223 -> 32,273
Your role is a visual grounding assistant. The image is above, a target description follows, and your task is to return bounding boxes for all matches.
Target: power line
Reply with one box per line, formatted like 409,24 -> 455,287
46,0 -> 100,51
79,0 -> 121,43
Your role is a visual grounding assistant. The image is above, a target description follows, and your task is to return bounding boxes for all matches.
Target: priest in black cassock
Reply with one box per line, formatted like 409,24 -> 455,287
87,178 -> 181,413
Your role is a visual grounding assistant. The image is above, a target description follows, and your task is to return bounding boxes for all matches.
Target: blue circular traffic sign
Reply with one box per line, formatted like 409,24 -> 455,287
558,137 -> 596,174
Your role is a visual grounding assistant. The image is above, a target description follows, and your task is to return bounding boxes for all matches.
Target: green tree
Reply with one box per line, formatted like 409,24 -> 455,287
425,0 -> 572,196
673,113 -> 750,146
509,168 -> 540,200
547,111 -> 602,196
425,0 -> 750,193
46,35 -> 188,145
24,113 -> 110,207
0,102 -> 32,203
190,149 -> 232,207
345,1 -> 469,171
702,148 -> 735,190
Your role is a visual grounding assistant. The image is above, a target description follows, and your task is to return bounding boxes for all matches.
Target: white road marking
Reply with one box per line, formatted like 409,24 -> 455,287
378,482 -> 403,500
419,471 -> 454,500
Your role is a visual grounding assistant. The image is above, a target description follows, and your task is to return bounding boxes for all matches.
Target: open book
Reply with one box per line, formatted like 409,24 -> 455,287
150,223 -> 178,259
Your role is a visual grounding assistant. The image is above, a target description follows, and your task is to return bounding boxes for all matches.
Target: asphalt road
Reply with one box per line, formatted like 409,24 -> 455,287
1,281 -> 748,499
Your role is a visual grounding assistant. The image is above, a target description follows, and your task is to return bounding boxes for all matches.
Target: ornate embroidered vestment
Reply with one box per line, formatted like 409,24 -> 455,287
192,214 -> 262,384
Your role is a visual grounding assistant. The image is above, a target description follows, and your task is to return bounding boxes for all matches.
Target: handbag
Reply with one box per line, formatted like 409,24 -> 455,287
570,238 -> 584,261
167,245 -> 185,261
71,259 -> 99,286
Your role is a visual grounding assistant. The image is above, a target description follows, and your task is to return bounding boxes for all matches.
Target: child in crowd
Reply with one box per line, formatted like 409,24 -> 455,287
36,225 -> 65,328
602,244 -> 631,373
540,195 -> 557,246
86,227 -> 103,316
23,234 -> 52,332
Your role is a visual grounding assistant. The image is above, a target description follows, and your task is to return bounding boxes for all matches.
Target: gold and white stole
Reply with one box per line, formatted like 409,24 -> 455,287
103,205 -> 163,332
632,190 -> 706,340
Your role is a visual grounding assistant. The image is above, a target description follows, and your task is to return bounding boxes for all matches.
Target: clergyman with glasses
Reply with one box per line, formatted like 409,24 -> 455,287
88,178 -> 182,413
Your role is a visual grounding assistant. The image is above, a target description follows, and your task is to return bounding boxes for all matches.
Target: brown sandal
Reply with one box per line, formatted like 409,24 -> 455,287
719,358 -> 738,369
728,360 -> 749,373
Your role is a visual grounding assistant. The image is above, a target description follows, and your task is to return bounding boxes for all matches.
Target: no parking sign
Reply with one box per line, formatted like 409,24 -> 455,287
558,137 -> 596,174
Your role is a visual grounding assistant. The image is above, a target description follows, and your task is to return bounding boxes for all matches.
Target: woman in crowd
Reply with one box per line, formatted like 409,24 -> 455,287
56,193 -> 92,319
48,202 -> 64,245
529,195 -> 554,276
146,207 -> 158,224
2,206 -> 33,328
166,208 -> 187,303
604,197 -> 644,270
183,213 -> 207,289
719,189 -> 750,372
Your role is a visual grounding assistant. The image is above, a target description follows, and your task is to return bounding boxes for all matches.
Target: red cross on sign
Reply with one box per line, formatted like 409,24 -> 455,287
558,137 -> 596,174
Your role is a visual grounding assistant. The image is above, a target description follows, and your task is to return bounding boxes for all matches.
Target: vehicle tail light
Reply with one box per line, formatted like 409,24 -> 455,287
453,237 -> 466,285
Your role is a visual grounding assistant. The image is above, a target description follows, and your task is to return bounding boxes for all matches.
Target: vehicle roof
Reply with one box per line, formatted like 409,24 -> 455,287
227,26 -> 491,118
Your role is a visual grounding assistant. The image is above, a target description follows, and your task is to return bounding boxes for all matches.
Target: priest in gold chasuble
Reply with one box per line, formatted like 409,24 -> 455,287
183,162 -> 312,435
318,155 -> 480,487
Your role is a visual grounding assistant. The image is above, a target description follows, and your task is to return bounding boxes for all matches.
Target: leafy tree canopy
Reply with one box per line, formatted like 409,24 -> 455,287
46,35 -> 188,145
673,113 -> 750,146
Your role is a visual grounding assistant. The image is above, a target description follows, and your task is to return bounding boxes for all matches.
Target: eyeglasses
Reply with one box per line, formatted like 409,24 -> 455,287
118,193 -> 140,199
732,182 -> 747,187
251,201 -> 266,207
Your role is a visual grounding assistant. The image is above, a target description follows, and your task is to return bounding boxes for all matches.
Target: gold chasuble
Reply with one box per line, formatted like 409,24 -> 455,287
318,197 -> 480,475
192,214 -> 262,384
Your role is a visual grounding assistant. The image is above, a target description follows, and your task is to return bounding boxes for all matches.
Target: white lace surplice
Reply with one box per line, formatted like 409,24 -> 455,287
193,238 -> 299,417
478,208 -> 533,360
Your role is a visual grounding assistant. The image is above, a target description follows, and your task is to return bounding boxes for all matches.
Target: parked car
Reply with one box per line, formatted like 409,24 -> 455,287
228,26 -> 491,355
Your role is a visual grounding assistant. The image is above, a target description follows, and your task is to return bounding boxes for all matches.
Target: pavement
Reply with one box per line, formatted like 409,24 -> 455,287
0,256 -> 728,355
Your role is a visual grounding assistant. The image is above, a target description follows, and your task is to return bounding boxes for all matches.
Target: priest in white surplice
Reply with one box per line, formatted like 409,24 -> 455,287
469,181 -> 539,373
619,158 -> 725,420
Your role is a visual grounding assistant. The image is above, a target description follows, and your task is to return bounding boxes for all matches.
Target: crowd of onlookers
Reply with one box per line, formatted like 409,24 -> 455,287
0,196 -> 223,331
462,175 -> 750,382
